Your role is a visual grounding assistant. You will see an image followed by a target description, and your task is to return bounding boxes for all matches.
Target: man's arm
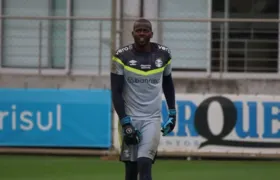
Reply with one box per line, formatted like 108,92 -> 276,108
162,57 -> 175,110
162,72 -> 176,110
111,54 -> 141,144
161,57 -> 176,136
110,55 -> 126,120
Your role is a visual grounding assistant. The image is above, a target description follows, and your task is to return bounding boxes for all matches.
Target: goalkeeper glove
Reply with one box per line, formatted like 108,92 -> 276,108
161,109 -> 177,136
120,116 -> 141,145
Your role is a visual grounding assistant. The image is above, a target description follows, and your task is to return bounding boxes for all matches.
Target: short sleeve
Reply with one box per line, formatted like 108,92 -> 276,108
163,50 -> 172,76
111,55 -> 124,75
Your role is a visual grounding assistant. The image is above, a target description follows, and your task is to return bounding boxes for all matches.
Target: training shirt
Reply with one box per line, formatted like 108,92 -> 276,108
111,42 -> 173,121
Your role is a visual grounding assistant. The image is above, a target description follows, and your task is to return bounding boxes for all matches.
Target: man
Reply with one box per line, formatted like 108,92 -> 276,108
110,18 -> 176,180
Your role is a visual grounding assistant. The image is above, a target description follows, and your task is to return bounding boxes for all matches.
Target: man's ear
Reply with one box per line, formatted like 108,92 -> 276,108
150,31 -> 154,38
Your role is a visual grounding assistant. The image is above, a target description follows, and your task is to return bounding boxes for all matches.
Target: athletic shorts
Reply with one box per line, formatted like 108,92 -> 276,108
119,119 -> 161,163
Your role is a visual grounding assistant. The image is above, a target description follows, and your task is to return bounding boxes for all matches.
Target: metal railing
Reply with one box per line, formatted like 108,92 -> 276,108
0,15 -> 279,79
211,26 -> 278,73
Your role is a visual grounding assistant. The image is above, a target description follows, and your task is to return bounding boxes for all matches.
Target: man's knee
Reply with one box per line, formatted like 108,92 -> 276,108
137,157 -> 152,166
137,150 -> 156,161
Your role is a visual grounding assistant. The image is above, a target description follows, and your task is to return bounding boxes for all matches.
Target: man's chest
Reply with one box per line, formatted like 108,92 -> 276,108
123,52 -> 167,71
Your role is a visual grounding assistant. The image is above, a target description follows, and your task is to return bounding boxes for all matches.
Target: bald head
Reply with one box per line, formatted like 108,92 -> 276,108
132,18 -> 153,48
133,18 -> 152,31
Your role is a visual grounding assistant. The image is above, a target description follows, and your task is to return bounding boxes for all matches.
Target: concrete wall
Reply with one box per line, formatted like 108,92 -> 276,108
1,74 -> 279,95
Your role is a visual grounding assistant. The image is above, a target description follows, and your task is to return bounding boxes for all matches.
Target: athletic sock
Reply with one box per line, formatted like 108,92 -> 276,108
125,161 -> 138,180
137,157 -> 152,180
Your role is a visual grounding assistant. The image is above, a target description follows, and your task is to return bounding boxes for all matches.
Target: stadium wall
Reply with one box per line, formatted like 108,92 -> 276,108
0,75 -> 280,95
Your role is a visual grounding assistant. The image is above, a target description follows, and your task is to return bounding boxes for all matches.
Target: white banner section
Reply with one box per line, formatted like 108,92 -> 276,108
113,94 -> 280,157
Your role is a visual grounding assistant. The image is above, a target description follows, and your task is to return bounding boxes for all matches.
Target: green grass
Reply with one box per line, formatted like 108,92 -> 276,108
0,155 -> 279,180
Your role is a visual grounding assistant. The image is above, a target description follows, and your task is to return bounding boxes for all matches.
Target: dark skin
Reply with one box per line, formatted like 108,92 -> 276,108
132,20 -> 153,52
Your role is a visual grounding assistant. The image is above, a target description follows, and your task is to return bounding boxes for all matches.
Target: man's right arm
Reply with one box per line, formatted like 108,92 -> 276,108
111,54 -> 141,144
110,55 -> 127,120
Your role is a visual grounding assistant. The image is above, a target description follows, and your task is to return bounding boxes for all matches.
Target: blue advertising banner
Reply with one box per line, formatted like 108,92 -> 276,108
156,94 -> 280,156
0,88 -> 111,148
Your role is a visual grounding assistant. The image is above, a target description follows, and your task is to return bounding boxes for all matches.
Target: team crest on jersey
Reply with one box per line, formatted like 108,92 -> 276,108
155,58 -> 163,68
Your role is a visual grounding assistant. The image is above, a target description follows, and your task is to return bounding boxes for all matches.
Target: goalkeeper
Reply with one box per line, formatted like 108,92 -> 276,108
110,18 -> 176,180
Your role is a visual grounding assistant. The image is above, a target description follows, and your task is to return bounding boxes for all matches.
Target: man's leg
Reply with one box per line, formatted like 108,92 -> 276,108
119,120 -> 140,180
137,157 -> 153,180
125,161 -> 138,180
120,142 -> 139,180
137,120 -> 161,180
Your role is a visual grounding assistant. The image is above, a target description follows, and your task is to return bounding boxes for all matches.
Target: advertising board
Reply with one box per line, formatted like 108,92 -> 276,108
113,94 -> 280,157
0,88 -> 112,148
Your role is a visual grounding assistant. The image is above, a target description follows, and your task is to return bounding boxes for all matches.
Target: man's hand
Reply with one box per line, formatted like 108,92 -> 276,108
161,109 -> 176,136
121,116 -> 141,145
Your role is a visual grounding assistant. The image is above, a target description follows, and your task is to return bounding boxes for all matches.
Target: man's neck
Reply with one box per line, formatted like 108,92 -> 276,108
134,43 -> 152,53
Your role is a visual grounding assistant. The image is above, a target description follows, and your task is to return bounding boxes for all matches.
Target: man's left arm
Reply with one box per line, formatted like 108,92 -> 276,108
162,73 -> 175,110
161,54 -> 176,136
162,57 -> 175,111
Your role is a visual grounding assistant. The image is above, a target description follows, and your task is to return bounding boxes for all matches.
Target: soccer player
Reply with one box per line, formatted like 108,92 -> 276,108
110,18 -> 176,180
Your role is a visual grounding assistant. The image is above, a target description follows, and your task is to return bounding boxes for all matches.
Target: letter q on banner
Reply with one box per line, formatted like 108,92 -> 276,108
194,96 -> 237,148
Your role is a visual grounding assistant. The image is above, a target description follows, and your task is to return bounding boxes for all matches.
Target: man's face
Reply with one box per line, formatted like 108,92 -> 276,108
132,22 -> 153,46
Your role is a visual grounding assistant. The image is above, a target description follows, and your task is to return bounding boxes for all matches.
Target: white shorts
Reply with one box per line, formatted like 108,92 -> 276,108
119,119 -> 161,162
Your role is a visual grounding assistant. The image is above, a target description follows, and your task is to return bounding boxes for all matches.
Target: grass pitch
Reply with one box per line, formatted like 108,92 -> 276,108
0,155 -> 279,180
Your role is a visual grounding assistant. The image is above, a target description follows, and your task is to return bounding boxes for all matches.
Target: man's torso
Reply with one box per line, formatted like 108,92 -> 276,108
115,43 -> 171,121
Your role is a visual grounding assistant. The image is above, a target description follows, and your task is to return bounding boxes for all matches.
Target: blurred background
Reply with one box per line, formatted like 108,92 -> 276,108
0,0 -> 279,92
0,0 -> 279,77
0,1 -> 280,179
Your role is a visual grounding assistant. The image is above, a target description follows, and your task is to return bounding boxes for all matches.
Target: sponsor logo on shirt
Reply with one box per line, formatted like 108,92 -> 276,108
127,77 -> 160,84
116,45 -> 133,55
140,64 -> 151,69
129,60 -> 137,66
